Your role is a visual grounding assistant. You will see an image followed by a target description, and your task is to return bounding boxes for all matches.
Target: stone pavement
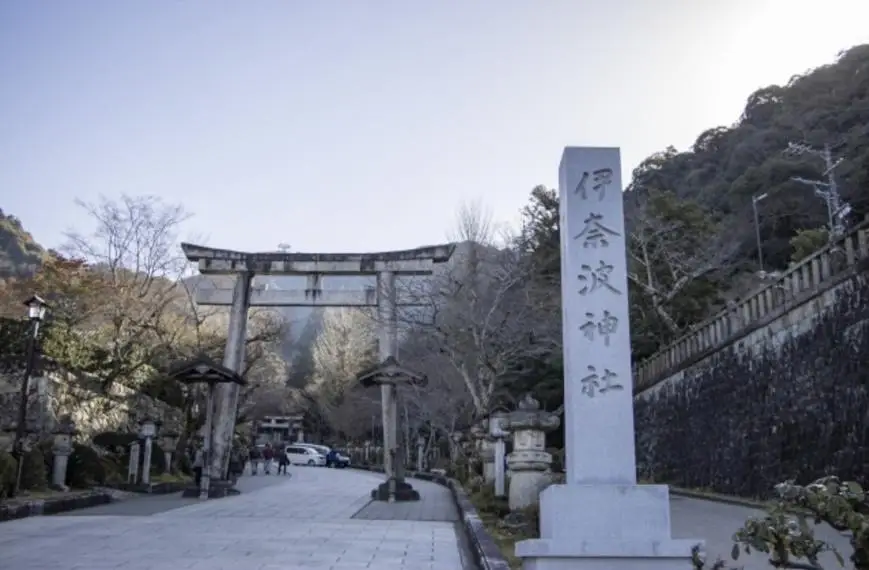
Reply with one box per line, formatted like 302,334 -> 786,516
352,477 -> 459,522
0,467 -> 470,570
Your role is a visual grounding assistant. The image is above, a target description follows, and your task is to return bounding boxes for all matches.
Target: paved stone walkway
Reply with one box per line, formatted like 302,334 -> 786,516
0,468 -> 469,570
352,478 -> 459,522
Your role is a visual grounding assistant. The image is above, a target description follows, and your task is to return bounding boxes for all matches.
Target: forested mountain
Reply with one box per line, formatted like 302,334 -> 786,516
0,209 -> 44,278
628,44 -> 869,271
520,44 -> 869,373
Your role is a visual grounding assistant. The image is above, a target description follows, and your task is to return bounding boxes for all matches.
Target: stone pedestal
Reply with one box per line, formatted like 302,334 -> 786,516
516,147 -> 701,569
504,396 -> 559,511
51,449 -> 71,490
141,436 -> 153,485
50,416 -> 76,491
517,485 -> 698,569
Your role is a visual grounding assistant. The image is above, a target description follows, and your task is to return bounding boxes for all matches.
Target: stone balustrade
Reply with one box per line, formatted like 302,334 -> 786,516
634,218 -> 869,392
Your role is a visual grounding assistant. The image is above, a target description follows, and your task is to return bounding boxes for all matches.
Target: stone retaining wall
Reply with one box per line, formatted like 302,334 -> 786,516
0,369 -> 181,446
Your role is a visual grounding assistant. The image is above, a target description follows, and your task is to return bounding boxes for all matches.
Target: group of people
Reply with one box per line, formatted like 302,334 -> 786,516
190,442 -> 286,487
247,443 -> 290,475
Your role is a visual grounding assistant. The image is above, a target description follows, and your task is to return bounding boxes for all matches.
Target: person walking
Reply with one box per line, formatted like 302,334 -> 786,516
249,446 -> 262,476
262,444 -> 274,475
277,446 -> 289,475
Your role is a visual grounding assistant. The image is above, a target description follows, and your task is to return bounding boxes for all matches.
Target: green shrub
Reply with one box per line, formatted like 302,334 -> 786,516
732,476 -> 863,570
20,448 -> 47,491
471,485 -> 510,518
66,444 -> 105,488
0,451 -> 17,498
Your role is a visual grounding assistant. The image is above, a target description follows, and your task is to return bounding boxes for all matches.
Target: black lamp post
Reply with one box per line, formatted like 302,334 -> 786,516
12,295 -> 48,497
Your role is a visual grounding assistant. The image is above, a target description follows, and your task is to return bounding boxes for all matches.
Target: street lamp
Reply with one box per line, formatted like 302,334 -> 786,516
752,193 -> 769,274
12,295 -> 48,496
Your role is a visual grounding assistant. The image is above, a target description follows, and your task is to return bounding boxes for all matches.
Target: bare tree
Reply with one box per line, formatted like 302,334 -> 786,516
627,190 -> 738,333
62,195 -> 192,388
398,328 -> 475,445
303,307 -> 379,438
399,205 -> 558,418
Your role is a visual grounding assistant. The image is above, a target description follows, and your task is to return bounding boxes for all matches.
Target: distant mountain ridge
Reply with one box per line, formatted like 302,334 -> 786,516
0,208 -> 45,278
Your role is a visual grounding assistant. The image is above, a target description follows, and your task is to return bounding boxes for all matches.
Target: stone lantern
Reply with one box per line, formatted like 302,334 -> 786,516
416,435 -> 426,472
137,417 -> 160,486
168,355 -> 246,499
51,415 -> 77,490
504,393 -> 560,511
357,355 -> 426,502
161,431 -> 179,473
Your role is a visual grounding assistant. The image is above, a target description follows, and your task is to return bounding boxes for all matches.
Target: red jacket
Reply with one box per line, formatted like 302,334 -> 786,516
262,448 -> 274,460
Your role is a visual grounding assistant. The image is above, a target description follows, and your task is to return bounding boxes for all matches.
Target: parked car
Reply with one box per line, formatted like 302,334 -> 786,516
297,443 -> 350,468
284,445 -> 326,466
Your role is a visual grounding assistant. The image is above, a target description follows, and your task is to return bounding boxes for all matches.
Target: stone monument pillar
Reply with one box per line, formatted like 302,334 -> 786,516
469,423 -> 486,481
416,436 -> 425,472
515,147 -> 702,568
489,410 -> 508,498
51,417 -> 76,490
128,441 -> 140,484
161,432 -> 179,473
504,395 -> 559,510
138,418 -> 158,486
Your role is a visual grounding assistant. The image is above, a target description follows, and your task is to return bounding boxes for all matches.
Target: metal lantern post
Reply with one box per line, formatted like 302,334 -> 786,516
12,295 -> 48,497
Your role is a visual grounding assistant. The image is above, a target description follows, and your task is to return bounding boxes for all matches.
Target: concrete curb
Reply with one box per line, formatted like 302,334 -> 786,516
353,465 -> 511,570
669,487 -> 769,510
0,489 -> 114,522
109,481 -> 189,495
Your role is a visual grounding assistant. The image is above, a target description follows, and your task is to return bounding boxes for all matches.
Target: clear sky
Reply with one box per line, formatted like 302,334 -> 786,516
2,0 -> 868,254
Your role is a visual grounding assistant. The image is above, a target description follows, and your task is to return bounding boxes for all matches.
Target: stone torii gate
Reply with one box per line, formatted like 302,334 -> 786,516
180,242 -> 455,494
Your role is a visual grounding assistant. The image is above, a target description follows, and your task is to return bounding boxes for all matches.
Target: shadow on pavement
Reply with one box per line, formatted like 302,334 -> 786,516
57,472 -> 295,517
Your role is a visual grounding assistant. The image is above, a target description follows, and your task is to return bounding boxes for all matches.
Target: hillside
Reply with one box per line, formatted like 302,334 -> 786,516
626,43 -> 869,272
0,209 -> 44,278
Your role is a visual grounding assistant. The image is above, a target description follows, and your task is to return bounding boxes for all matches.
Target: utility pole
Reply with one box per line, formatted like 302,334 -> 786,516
752,193 -> 768,273
785,141 -> 851,239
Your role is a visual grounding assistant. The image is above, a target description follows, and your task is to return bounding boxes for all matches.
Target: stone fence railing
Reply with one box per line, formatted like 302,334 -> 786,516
633,217 -> 869,392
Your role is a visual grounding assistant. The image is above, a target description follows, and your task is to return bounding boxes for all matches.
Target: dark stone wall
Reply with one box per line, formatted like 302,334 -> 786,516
634,275 -> 869,499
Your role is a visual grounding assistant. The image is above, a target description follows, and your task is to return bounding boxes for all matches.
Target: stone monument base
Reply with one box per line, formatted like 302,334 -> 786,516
181,479 -> 240,499
515,484 -> 701,569
370,478 -> 420,502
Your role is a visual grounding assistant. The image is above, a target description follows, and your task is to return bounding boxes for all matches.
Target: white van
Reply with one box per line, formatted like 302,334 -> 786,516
284,445 -> 326,466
